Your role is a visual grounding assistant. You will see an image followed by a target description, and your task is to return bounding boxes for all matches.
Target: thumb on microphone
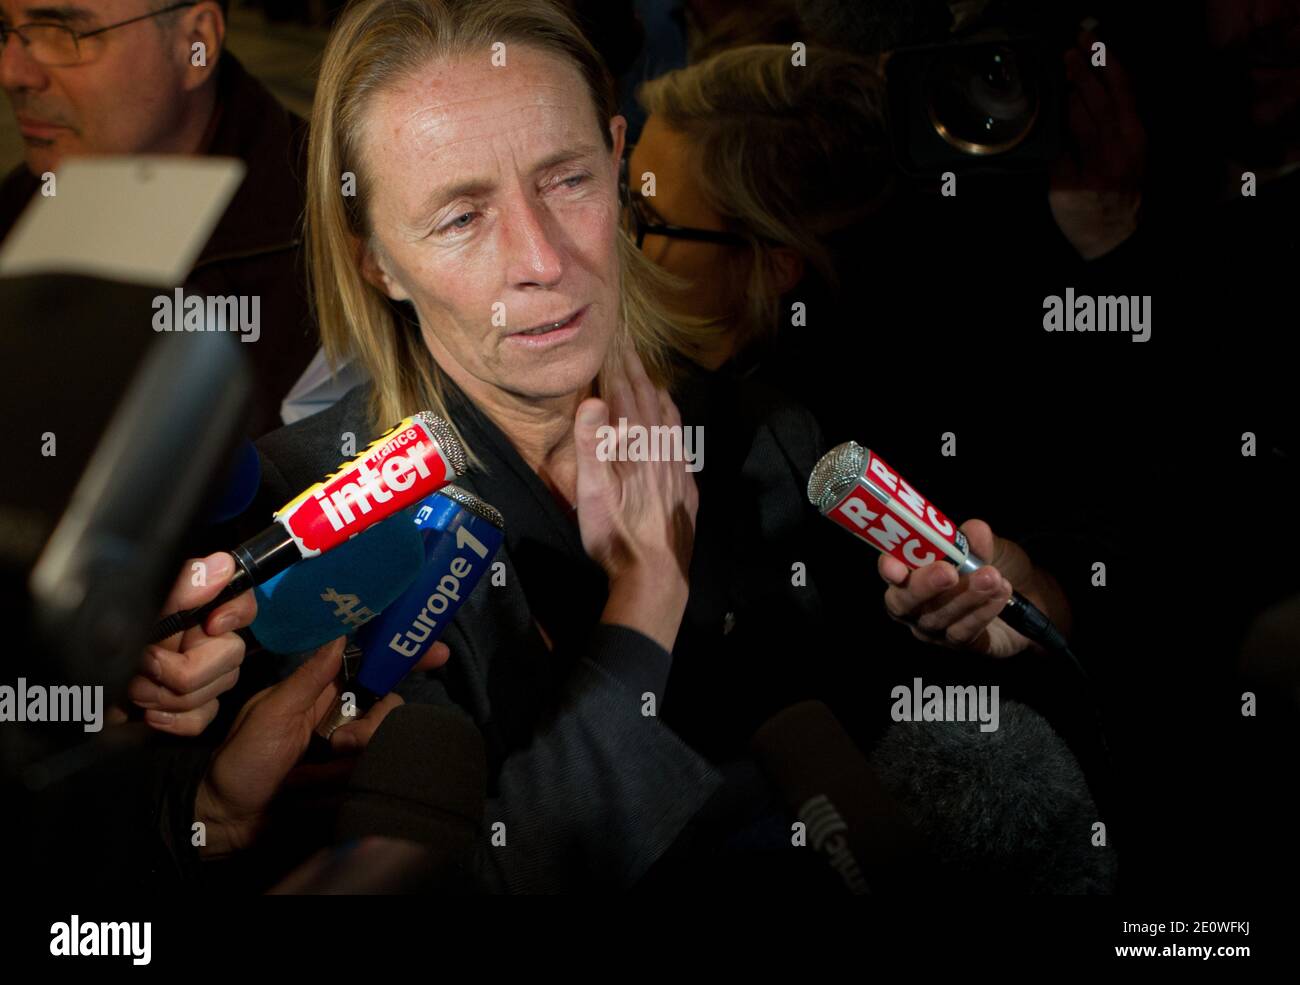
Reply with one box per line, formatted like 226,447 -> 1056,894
958,518 -> 998,564
266,635 -> 347,722
329,641 -> 452,753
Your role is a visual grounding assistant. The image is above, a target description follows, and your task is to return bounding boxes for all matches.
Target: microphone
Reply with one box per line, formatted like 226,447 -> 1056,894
249,511 -> 425,654
869,699 -> 1118,893
149,412 -> 466,643
807,440 -> 1069,653
750,701 -> 924,894
752,700 -> 1117,894
271,703 -> 487,894
315,484 -> 504,739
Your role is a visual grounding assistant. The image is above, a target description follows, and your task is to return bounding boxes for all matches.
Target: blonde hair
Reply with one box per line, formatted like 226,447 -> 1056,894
306,0 -> 699,456
637,43 -> 893,352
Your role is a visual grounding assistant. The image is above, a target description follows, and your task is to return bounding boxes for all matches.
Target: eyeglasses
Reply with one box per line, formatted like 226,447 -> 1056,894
0,2 -> 197,67
618,152 -> 755,250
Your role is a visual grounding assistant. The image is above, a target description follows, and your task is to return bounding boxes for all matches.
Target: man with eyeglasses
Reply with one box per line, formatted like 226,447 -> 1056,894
0,0 -> 317,440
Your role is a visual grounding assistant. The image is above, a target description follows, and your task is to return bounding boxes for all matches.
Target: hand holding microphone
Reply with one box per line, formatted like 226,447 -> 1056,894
313,484 -> 504,739
809,442 -> 1110,775
116,551 -> 258,736
809,441 -> 1072,659
878,518 -> 1068,659
194,635 -> 451,859
148,411 -> 465,644
128,412 -> 465,734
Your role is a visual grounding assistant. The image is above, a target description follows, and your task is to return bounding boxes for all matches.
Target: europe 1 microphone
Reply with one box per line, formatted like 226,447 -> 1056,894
314,484 -> 504,739
149,412 -> 466,643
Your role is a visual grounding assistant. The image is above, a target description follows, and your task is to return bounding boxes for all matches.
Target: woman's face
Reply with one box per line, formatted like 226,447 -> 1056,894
360,46 -> 625,405
627,112 -> 745,324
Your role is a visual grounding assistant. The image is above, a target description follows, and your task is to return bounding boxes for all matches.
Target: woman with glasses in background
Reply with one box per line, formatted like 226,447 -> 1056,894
625,43 -> 895,372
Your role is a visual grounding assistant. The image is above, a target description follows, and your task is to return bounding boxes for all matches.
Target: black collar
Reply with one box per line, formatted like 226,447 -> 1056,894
439,376 -> 606,653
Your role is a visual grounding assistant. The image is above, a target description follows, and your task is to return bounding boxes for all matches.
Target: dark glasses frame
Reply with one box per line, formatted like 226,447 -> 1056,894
0,2 -> 198,67
619,152 -> 756,249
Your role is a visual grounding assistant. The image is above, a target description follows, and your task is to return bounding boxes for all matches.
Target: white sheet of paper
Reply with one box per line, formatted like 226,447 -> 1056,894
0,156 -> 246,286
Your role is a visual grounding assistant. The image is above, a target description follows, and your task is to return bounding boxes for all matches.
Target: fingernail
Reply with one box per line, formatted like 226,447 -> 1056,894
145,710 -> 174,725
334,730 -> 358,752
134,693 -> 159,710
210,553 -> 234,579
212,613 -> 238,635
148,651 -> 163,681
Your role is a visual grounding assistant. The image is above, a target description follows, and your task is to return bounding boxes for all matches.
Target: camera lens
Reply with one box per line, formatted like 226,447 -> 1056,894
926,43 -> 1041,155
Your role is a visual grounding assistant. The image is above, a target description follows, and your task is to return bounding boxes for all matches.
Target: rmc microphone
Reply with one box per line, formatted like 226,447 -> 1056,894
807,441 -> 1069,654
149,412 -> 466,643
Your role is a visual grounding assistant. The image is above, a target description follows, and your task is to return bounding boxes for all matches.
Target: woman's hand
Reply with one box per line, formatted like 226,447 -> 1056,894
194,636 -> 451,858
573,347 -> 699,652
116,552 -> 257,736
878,519 -> 1071,659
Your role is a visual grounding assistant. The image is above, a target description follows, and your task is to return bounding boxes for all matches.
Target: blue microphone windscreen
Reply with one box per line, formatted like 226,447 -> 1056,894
251,510 -> 424,653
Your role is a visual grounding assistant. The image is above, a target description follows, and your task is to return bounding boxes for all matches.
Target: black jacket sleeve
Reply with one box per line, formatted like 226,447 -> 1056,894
395,587 -> 724,894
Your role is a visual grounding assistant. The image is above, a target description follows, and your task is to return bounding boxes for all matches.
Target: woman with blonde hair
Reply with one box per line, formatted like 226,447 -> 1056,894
138,0 -> 1074,892
627,42 -> 895,369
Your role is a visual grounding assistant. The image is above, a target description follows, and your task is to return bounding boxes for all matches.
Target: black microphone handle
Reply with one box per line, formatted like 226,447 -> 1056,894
953,548 -> 1070,655
147,523 -> 297,643
960,556 -> 1092,690
995,578 -> 1112,779
1001,591 -> 1070,653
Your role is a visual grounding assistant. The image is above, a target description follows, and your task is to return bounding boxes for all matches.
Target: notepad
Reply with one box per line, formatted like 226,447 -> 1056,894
0,156 -> 245,286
